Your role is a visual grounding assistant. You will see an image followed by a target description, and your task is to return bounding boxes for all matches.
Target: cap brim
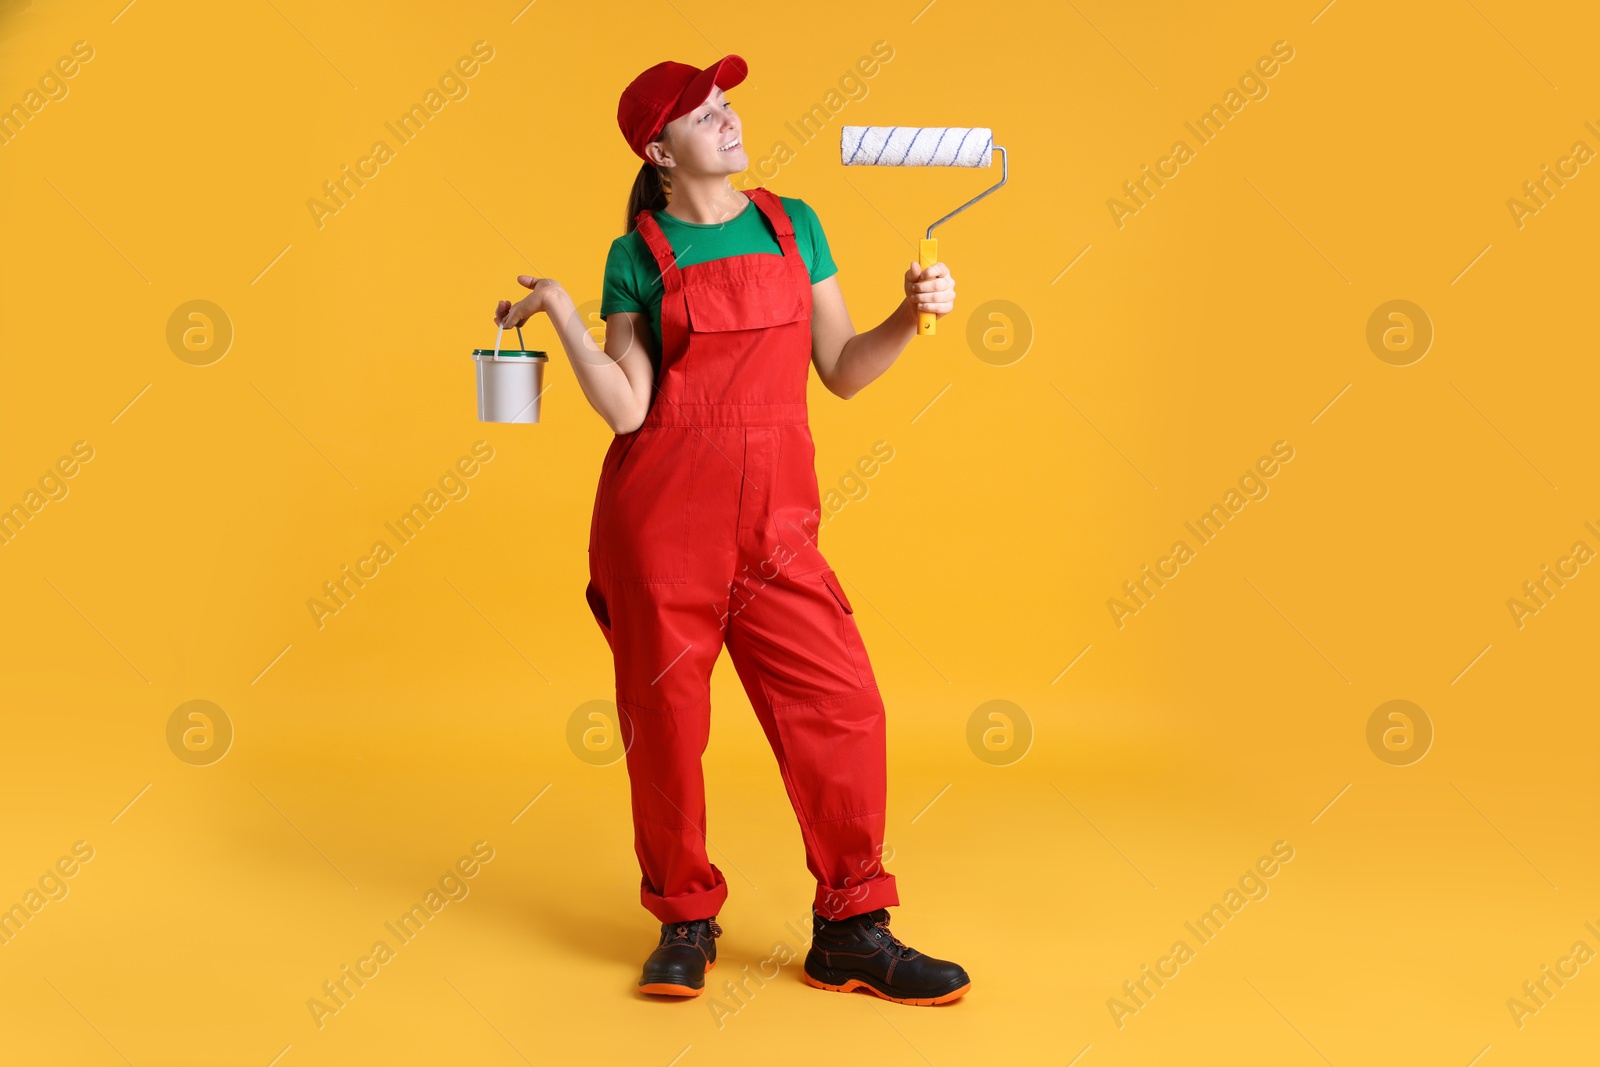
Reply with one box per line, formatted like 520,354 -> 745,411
664,54 -> 747,127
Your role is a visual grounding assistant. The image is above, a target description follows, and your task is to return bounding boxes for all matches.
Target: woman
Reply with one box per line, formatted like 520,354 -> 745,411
494,54 -> 970,1006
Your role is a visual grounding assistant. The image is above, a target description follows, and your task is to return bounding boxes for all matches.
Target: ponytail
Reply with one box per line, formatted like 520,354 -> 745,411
625,160 -> 671,234
625,124 -> 673,233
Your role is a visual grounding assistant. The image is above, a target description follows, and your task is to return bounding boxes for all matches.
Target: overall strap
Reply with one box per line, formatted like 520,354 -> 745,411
746,187 -> 801,258
634,188 -> 802,290
633,209 -> 681,294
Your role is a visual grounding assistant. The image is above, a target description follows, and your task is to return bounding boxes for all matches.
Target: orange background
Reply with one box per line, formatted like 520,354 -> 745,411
2,1 -> 1598,1063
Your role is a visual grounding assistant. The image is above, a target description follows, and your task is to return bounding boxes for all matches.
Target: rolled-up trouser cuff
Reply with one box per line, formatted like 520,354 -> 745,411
641,863 -> 729,923
813,871 -> 899,921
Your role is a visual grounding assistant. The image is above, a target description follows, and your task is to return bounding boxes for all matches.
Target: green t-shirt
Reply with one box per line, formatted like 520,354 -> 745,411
601,194 -> 837,347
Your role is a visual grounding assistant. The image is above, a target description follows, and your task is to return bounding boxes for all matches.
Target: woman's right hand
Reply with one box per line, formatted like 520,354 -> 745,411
495,274 -> 563,329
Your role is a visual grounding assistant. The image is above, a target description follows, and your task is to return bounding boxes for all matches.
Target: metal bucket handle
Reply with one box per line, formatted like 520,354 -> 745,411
492,321 -> 527,358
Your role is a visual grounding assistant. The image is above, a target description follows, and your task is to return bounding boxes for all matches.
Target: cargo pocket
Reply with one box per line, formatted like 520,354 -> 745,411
820,568 -> 876,689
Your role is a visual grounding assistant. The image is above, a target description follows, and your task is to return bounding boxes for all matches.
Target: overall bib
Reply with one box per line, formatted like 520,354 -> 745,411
585,187 -> 899,923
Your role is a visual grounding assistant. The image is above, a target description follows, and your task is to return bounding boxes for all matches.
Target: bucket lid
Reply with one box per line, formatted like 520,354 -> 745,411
473,349 -> 548,359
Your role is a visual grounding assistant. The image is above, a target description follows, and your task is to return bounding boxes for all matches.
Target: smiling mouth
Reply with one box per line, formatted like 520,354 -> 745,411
717,138 -> 743,152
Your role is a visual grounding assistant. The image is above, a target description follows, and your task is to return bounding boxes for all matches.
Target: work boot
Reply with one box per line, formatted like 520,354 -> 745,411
637,916 -> 721,996
803,908 -> 971,1005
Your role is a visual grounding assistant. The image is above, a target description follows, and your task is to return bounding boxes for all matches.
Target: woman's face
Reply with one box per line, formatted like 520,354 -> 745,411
655,85 -> 746,175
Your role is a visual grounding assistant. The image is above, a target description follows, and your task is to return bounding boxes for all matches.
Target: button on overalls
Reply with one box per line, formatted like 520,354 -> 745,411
584,187 -> 898,923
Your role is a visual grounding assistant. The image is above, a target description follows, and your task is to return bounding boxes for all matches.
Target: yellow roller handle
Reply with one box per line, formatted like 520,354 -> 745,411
919,237 -> 938,336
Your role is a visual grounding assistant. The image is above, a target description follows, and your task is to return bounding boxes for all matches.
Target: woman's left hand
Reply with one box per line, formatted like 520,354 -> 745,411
904,261 -> 956,322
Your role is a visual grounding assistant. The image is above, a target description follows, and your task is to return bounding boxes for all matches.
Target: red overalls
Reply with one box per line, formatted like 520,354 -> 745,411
584,187 -> 898,923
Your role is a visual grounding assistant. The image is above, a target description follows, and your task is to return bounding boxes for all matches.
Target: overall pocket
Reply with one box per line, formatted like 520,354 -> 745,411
683,275 -> 808,332
584,578 -> 616,654
589,435 -> 634,557
820,568 -> 877,689
594,431 -> 695,582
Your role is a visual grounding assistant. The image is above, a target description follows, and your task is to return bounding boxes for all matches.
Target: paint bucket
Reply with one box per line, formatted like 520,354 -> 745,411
474,324 -> 548,423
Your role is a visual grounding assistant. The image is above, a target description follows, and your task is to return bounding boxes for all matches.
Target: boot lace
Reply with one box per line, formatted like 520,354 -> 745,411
867,915 -> 914,959
667,918 -> 721,944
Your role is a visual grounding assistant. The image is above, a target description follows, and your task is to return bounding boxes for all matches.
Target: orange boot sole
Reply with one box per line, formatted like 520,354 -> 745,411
801,970 -> 970,1005
638,957 -> 716,997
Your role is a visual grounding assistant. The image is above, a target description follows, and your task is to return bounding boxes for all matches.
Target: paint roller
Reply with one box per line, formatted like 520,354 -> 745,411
840,126 -> 1008,336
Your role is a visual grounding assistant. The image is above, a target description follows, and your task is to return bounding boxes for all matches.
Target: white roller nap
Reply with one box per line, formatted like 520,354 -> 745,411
840,126 -> 994,168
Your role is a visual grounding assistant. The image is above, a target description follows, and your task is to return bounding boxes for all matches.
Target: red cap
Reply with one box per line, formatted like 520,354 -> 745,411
617,55 -> 748,163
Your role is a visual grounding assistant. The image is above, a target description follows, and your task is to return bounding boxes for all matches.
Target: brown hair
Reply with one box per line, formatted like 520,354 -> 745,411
624,129 -> 672,233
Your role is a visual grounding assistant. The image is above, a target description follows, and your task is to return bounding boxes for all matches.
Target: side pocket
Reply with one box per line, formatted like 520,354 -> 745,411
589,437 -> 626,557
585,578 -> 615,653
598,431 -> 692,582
